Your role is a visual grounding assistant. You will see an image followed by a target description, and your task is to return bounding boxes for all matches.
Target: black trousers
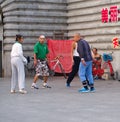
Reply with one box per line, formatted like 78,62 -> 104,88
66,56 -> 80,84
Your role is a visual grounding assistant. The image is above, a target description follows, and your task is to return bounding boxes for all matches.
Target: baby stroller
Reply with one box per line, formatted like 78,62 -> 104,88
92,53 -> 115,80
102,53 -> 115,80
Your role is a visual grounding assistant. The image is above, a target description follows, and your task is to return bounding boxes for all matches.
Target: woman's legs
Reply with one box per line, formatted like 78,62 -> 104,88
11,59 -> 18,91
17,59 -> 25,90
66,57 -> 80,86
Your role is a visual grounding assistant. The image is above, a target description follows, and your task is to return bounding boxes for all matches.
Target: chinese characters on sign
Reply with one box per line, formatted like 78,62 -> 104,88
101,8 -> 109,23
112,37 -> 119,48
101,5 -> 120,23
101,6 -> 120,48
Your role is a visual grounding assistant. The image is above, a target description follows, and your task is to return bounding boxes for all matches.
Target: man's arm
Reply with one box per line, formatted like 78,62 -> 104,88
34,53 -> 37,66
77,41 -> 84,59
77,41 -> 86,66
71,41 -> 75,63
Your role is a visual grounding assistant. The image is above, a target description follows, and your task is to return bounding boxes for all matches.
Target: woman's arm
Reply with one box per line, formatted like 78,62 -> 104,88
71,41 -> 76,63
17,44 -> 27,64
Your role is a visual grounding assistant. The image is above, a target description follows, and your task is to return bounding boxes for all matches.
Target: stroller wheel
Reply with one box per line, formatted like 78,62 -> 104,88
93,75 -> 98,80
111,73 -> 116,80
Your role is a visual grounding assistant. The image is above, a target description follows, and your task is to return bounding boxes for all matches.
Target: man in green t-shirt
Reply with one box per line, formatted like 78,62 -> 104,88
31,35 -> 51,89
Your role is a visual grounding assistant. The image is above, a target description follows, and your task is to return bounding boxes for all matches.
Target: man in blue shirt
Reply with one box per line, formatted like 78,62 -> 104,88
75,33 -> 95,93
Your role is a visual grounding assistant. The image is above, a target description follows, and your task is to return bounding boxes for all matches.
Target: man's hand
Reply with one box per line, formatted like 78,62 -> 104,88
81,59 -> 86,66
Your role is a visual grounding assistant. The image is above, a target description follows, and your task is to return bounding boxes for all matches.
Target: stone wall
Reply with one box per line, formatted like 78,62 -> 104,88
67,0 -> 120,76
1,0 -> 120,77
0,13 -> 2,42
0,0 -> 67,76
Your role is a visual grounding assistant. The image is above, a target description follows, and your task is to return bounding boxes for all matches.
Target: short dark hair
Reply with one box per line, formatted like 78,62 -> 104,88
16,34 -> 23,41
92,48 -> 97,51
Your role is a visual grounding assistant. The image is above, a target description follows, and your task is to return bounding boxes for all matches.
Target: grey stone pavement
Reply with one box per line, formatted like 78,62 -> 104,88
0,76 -> 120,122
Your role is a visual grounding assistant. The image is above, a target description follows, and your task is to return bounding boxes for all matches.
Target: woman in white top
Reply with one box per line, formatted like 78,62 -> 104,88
11,34 -> 27,94
66,39 -> 80,87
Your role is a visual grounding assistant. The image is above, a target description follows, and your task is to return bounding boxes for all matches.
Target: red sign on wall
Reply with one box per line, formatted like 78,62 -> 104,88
101,8 -> 109,23
101,5 -> 120,23
110,6 -> 118,22
112,37 -> 119,48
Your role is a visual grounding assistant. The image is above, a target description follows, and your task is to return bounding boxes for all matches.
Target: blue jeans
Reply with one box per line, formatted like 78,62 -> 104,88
78,61 -> 94,85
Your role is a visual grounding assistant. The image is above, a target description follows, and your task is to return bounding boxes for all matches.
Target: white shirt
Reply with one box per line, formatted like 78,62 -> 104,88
73,42 -> 79,57
11,42 -> 27,64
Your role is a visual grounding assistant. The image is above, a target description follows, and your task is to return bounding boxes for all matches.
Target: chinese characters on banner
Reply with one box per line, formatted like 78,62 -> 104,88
101,5 -> 120,23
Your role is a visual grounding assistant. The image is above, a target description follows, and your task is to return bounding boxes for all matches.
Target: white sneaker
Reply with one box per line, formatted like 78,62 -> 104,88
31,85 -> 39,89
19,89 -> 27,94
42,84 -> 51,88
10,90 -> 16,93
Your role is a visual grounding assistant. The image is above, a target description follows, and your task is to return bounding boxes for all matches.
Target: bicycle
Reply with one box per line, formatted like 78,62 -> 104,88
25,55 -> 67,79
48,55 -> 67,79
92,52 -> 115,80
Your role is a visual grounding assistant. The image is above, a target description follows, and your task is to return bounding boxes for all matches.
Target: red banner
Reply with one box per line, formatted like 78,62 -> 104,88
47,40 -> 73,73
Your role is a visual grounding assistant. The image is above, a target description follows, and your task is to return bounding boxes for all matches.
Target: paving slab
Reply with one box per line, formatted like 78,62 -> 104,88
0,76 -> 120,122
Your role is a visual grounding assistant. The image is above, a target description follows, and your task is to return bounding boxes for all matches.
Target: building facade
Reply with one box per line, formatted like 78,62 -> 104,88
0,0 -> 67,76
67,0 -> 120,77
0,0 -> 120,77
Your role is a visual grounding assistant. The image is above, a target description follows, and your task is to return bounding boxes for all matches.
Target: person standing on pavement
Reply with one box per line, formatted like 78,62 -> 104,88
66,38 -> 80,87
31,35 -> 51,89
11,34 -> 27,94
76,33 -> 95,93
